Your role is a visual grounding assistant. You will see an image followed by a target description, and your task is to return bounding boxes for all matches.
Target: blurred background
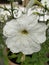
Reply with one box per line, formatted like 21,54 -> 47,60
0,0 -> 22,4
0,0 -> 25,5
0,0 -> 41,6
1,0 -> 49,65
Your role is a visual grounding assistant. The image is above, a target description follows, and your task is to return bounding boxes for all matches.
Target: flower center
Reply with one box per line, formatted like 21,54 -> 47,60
21,29 -> 28,35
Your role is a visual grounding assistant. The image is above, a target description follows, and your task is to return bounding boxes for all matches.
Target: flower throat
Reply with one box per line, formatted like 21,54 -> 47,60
21,30 -> 28,35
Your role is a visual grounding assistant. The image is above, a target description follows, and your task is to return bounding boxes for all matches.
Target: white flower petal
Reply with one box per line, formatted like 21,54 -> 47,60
28,23 -> 47,44
6,37 -> 21,53
29,23 -> 47,33
21,36 -> 41,54
3,19 -> 17,37
17,14 -> 38,26
32,32 -> 46,44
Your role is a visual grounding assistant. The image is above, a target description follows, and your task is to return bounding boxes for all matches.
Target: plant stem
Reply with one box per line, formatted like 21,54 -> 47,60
10,0 -> 14,18
20,54 -> 25,65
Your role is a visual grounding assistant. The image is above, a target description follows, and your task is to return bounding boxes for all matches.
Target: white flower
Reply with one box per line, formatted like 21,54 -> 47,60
3,14 -> 47,55
0,6 -> 10,22
41,0 -> 49,7
0,15 -> 5,22
13,10 -> 22,18
0,10 -> 10,22
39,13 -> 49,21
13,7 -> 26,18
28,6 -> 49,21
27,6 -> 43,15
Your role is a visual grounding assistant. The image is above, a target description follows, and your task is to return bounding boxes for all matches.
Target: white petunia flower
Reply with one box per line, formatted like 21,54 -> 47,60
28,6 -> 49,21
13,10 -> 22,18
13,6 -> 26,18
41,0 -> 49,7
3,14 -> 47,55
0,11 -> 10,22
27,6 -> 43,16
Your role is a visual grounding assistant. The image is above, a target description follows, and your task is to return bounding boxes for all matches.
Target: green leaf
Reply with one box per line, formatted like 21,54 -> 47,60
8,54 -> 17,59
16,52 -> 23,63
25,56 -> 32,62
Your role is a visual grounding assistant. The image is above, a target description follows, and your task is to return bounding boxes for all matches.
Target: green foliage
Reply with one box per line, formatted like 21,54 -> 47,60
0,48 -> 3,57
0,33 -> 5,46
3,55 -> 9,65
8,54 -> 17,59
16,52 -> 23,63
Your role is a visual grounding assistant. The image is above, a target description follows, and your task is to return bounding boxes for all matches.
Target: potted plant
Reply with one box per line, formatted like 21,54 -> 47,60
0,0 -> 49,65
